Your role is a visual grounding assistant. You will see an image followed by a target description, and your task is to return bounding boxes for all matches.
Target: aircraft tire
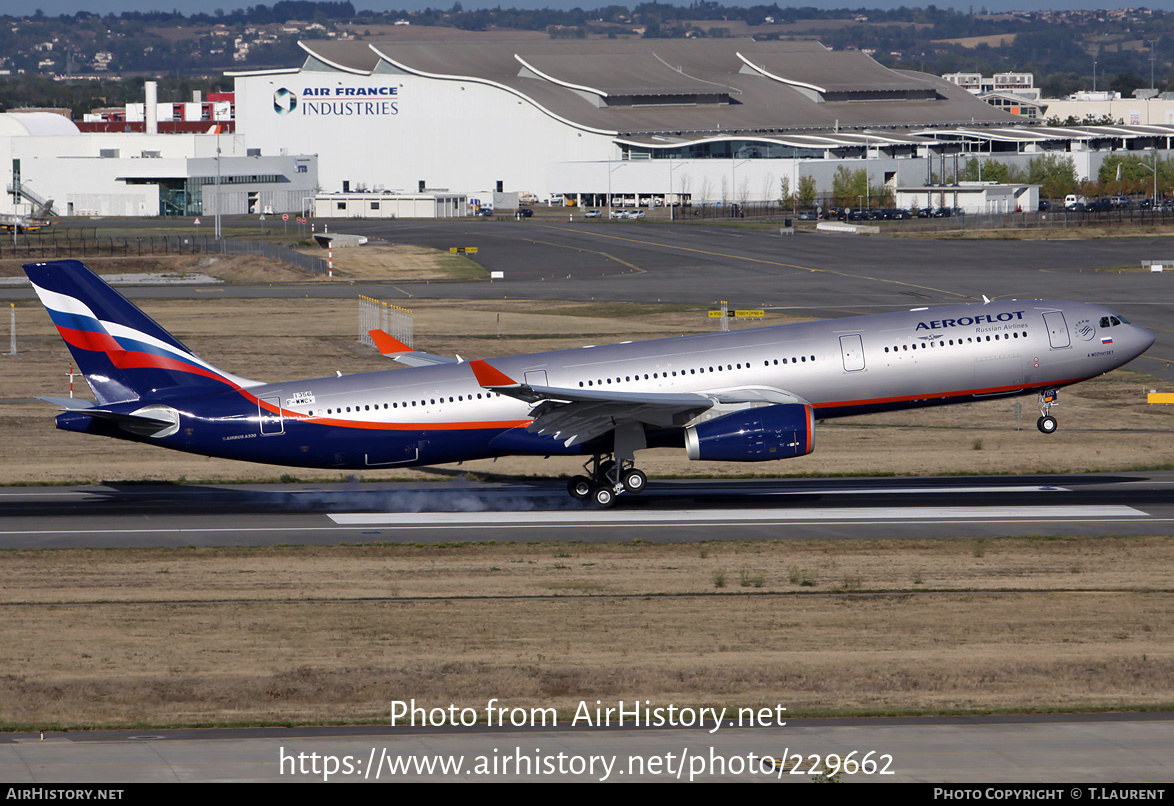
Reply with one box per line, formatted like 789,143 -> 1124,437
1037,415 -> 1057,434
592,485 -> 617,509
622,468 -> 647,494
568,476 -> 593,500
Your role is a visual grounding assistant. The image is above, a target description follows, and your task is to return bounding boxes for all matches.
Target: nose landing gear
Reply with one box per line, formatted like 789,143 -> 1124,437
1037,388 -> 1059,434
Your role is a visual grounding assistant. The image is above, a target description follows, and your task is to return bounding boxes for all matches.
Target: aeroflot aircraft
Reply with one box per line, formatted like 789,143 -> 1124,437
26,260 -> 1155,507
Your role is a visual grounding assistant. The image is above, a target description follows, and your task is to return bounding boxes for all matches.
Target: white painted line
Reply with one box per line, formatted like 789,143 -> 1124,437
329,505 -> 1146,526
0,515 -> 1166,538
762,485 -> 1069,496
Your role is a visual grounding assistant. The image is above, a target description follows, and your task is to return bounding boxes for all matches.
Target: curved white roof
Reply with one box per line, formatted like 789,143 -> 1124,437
0,112 -> 80,137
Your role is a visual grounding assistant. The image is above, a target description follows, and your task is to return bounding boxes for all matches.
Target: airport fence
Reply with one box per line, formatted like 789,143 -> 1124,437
895,207 -> 1174,234
0,233 -> 330,276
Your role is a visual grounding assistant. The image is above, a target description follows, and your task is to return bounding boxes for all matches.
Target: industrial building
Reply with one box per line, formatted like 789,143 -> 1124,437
231,38 -> 1024,207
228,38 -> 1174,208
0,82 -> 317,219
8,40 -> 1174,220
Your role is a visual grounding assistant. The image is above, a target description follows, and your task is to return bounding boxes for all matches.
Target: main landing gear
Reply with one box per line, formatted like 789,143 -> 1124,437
567,455 -> 648,509
1036,388 -> 1059,435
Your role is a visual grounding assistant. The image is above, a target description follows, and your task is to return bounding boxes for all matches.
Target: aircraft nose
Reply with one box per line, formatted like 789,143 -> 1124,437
1135,324 -> 1156,355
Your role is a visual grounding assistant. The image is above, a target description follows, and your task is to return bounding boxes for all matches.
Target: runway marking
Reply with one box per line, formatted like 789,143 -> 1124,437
329,505 -> 1144,526
757,485 -> 1069,496
0,515 -> 1165,539
539,224 -> 972,300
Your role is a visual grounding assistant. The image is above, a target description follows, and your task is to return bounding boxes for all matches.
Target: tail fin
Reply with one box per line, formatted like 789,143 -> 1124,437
24,260 -> 259,404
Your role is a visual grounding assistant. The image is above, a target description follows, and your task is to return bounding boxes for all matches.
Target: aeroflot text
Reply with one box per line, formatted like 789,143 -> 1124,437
916,311 -> 1026,331
390,700 -> 787,733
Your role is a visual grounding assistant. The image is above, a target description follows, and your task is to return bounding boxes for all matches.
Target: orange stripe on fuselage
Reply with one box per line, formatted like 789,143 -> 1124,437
812,378 -> 1087,411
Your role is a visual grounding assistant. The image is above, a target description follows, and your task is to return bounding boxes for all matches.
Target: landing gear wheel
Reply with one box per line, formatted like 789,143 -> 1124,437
1037,415 -> 1057,434
621,468 -> 647,494
592,485 -> 616,509
568,475 -> 593,500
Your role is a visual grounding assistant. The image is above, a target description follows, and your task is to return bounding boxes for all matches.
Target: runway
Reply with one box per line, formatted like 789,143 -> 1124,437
2,472 -> 1172,548
3,712 -> 1173,782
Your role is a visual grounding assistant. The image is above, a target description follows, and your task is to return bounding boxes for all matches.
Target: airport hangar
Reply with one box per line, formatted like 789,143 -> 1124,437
231,38 -> 1174,211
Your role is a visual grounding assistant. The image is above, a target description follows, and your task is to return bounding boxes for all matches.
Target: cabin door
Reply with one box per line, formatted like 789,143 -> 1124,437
839,334 -> 866,371
1043,311 -> 1071,349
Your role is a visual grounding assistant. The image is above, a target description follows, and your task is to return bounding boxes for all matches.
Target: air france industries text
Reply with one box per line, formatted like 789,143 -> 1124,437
301,100 -> 398,116
389,699 -> 787,733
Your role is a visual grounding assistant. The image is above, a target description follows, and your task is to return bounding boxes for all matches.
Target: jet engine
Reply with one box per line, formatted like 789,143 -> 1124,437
684,403 -> 814,462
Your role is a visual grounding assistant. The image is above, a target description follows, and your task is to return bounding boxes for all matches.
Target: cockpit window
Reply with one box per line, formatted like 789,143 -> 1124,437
1100,317 -> 1111,328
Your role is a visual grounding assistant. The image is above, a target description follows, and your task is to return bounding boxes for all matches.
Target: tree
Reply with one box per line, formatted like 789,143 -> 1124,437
831,166 -> 869,207
797,175 -> 817,209
1026,154 -> 1078,199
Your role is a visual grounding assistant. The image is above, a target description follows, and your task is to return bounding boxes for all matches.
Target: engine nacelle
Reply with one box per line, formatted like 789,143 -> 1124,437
685,403 -> 814,462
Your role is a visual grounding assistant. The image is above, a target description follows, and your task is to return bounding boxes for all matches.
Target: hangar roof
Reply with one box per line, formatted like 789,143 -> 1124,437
284,39 -> 1019,137
0,112 -> 80,137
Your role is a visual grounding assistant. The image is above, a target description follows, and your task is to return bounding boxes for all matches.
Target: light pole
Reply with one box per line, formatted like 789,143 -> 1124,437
668,158 -> 688,221
1143,150 -> 1159,206
214,130 -> 222,240
607,160 -> 627,218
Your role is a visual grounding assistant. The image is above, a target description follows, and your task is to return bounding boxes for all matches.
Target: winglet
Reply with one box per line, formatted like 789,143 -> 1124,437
368,329 -> 412,355
469,359 -> 519,388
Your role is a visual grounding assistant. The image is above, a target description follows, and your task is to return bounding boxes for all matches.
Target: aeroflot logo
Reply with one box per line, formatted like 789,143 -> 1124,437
272,86 -> 400,118
915,311 -> 1026,331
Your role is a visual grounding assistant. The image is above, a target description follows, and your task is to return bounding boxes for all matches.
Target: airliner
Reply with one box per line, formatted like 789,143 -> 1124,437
25,259 -> 1155,507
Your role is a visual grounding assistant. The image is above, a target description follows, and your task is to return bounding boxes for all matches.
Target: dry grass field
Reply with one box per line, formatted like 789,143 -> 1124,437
0,539 -> 1170,727
1,248 -> 1172,729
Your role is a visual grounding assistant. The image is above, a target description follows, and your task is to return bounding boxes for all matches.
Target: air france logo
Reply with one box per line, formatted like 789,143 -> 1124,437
273,87 -> 298,116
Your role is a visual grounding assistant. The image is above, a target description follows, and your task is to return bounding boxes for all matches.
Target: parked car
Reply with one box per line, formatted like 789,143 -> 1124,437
610,209 -> 629,219
628,209 -> 646,220
584,209 -> 602,218
474,207 -> 494,217
514,208 -> 533,219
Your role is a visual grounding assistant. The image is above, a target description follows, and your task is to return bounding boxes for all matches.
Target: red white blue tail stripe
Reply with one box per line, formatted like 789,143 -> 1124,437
25,260 -> 259,404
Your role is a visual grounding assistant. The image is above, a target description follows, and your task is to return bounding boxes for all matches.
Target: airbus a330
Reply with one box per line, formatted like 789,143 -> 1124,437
25,259 -> 1154,507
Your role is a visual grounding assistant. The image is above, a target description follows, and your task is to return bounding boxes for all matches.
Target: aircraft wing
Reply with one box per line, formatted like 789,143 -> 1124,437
468,359 -> 805,447
368,329 -> 460,367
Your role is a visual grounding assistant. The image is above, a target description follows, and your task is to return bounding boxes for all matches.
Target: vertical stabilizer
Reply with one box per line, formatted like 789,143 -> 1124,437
24,260 -> 259,404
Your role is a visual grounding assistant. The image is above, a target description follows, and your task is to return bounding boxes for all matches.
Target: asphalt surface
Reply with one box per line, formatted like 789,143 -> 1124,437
2,473 -> 1172,548
3,220 -> 1173,783
3,712 -> 1173,782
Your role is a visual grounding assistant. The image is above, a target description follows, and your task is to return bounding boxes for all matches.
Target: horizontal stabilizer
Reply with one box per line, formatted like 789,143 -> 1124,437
368,329 -> 459,366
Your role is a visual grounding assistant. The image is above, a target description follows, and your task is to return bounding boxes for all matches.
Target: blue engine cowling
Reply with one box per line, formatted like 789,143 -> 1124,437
684,403 -> 814,462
